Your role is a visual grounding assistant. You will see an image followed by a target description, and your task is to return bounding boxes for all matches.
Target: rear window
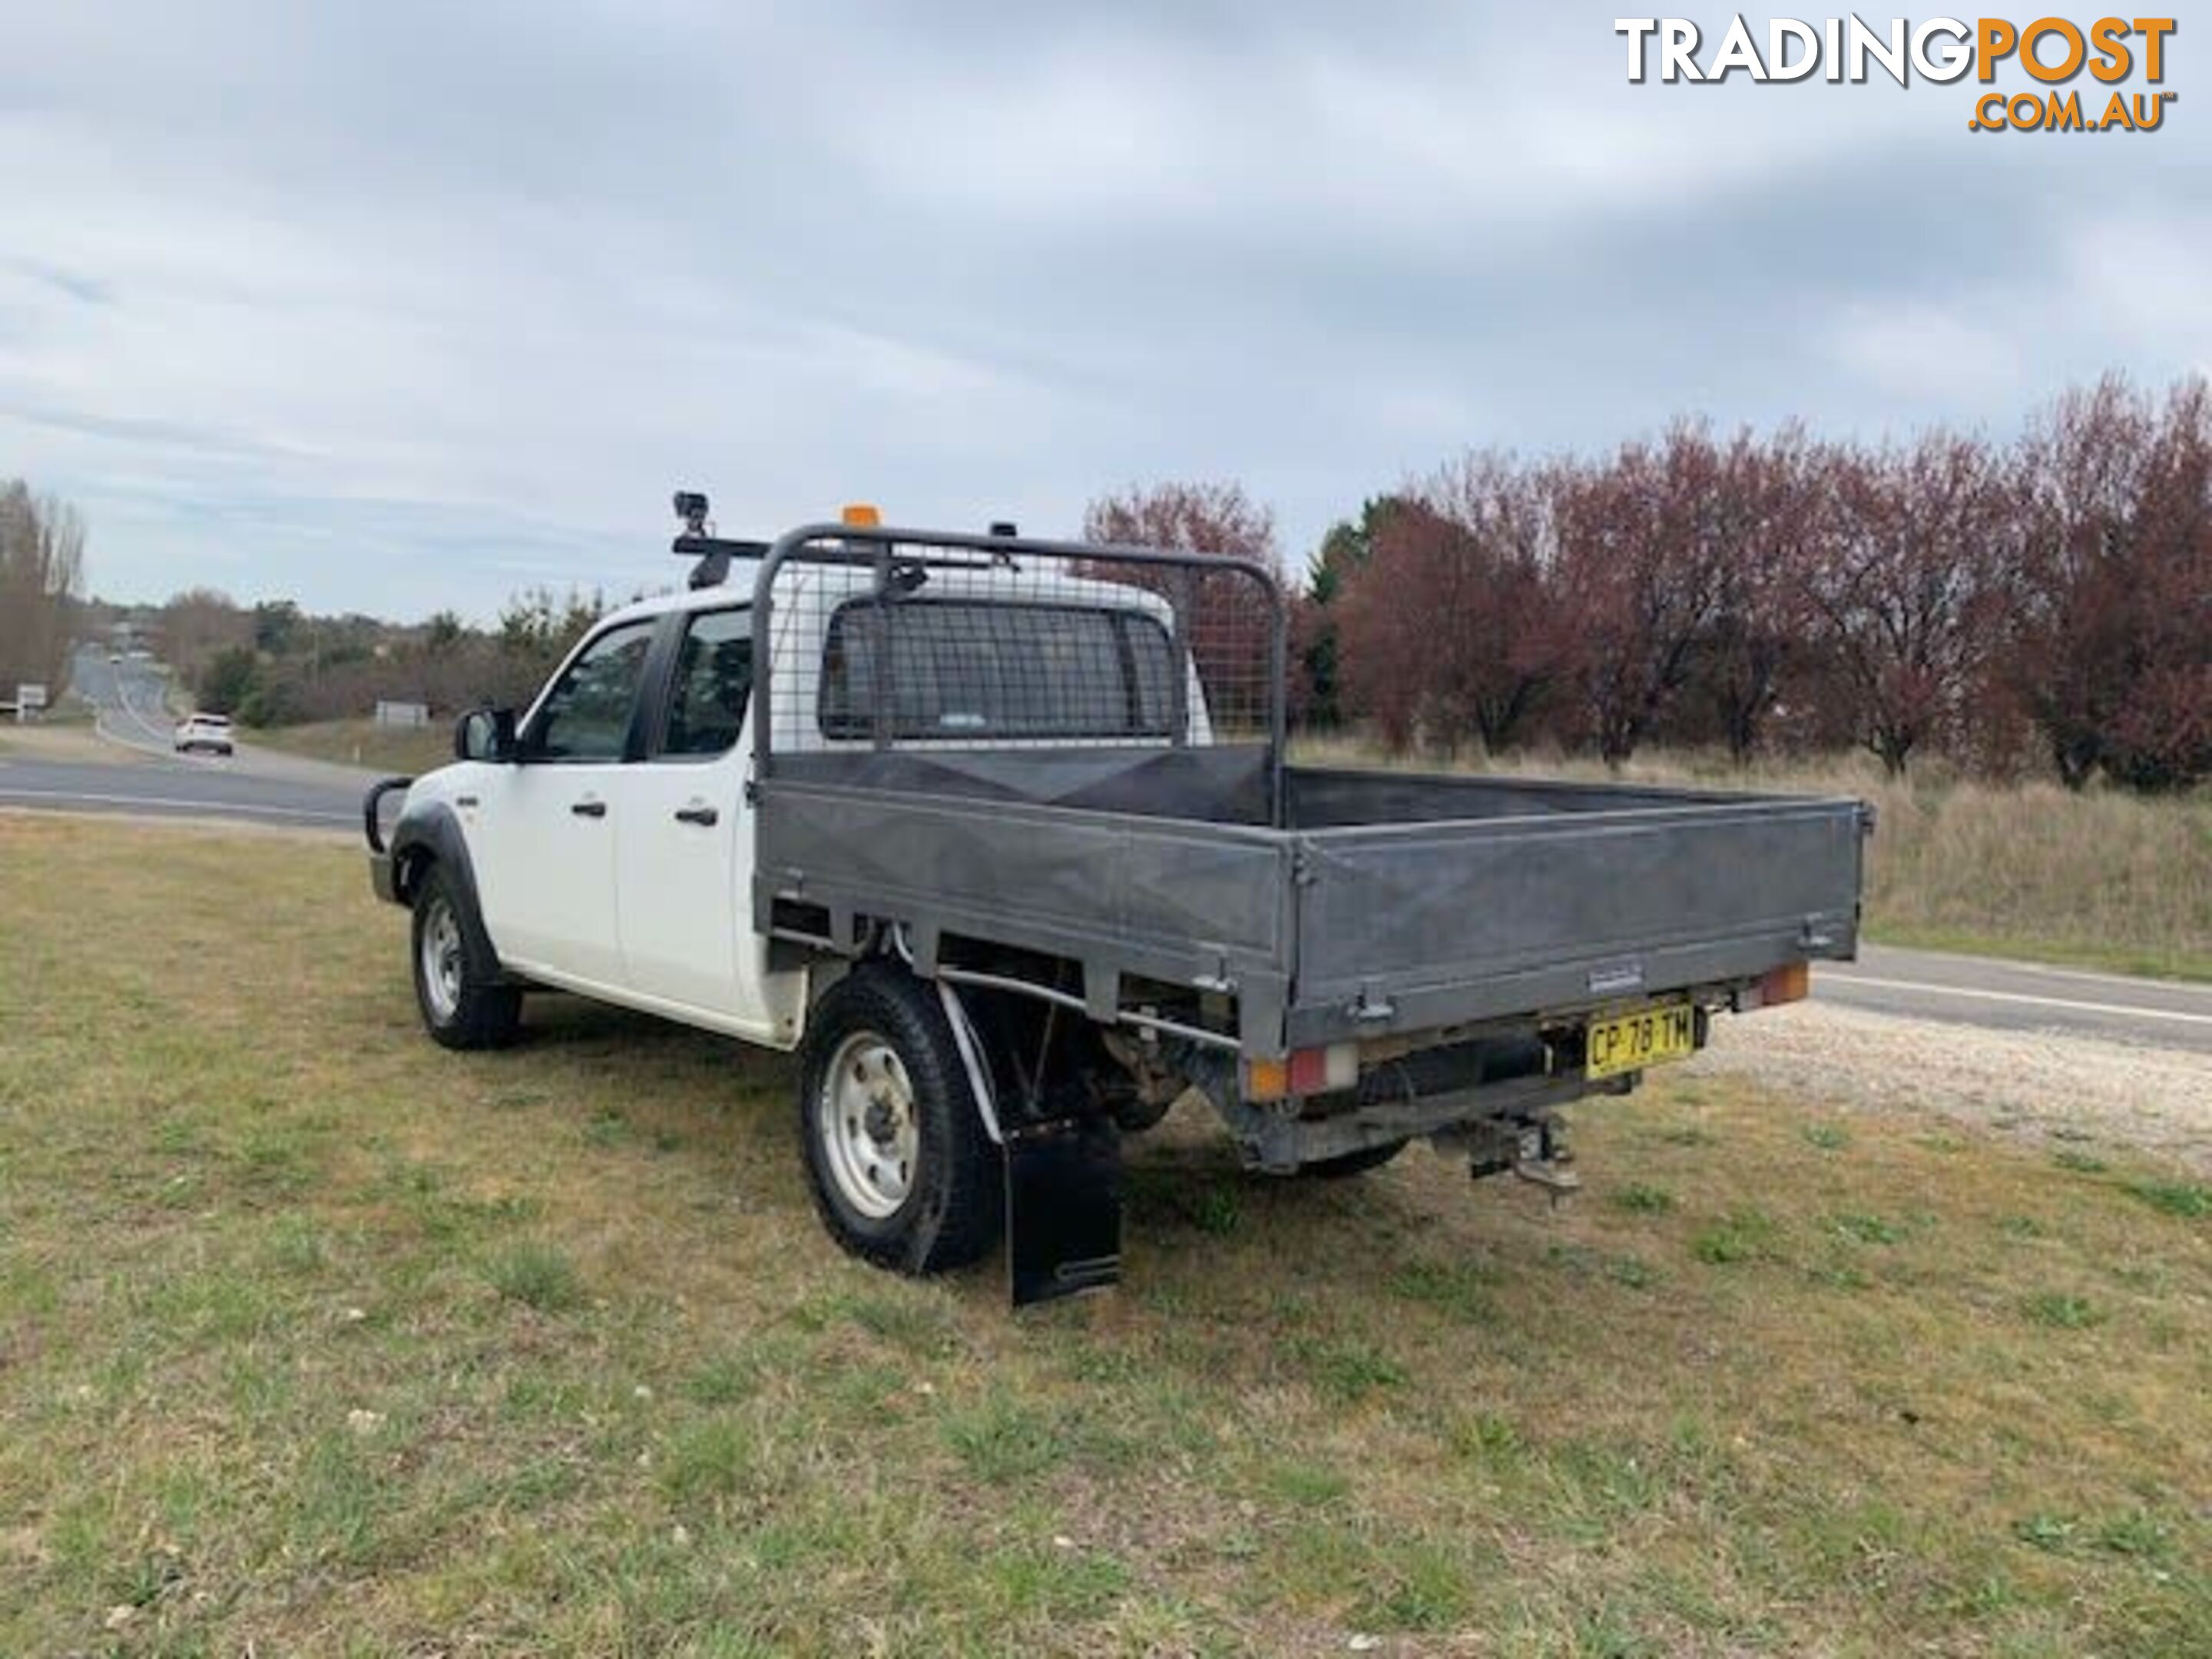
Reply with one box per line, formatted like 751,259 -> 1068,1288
819,600 -> 1177,741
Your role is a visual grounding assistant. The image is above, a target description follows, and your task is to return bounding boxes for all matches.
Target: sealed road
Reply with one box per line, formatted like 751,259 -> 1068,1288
1818,945 -> 2211,1055
0,754 -> 365,828
2,647 -> 387,830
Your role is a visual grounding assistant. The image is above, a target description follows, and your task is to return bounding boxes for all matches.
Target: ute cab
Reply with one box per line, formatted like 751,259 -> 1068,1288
368,505 -> 1194,1045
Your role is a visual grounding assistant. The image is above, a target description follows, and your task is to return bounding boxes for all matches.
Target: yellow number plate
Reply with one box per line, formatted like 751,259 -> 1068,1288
1585,1002 -> 1697,1080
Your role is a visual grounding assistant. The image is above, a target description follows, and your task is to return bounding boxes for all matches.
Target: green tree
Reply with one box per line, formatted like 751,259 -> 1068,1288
197,646 -> 261,716
252,600 -> 302,655
426,609 -> 468,653
1299,497 -> 1404,728
498,586 -> 604,661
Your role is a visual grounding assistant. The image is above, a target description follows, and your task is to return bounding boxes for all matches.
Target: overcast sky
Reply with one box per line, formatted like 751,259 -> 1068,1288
4,2 -> 2206,618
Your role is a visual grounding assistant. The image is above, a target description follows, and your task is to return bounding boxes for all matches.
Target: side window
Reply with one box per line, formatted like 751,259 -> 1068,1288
660,608 -> 753,759
525,621 -> 656,762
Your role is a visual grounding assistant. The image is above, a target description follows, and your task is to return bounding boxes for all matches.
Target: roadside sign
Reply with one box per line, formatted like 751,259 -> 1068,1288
15,683 -> 45,723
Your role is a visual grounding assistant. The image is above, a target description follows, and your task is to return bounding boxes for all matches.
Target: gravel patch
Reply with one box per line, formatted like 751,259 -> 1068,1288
1693,1002 -> 2212,1172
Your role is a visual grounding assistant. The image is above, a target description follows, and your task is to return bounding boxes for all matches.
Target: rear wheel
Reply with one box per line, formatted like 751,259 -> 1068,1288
410,863 -> 521,1050
799,967 -> 1003,1274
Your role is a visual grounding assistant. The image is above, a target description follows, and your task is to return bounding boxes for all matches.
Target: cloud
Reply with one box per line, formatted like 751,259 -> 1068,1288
4,262 -> 117,307
2062,210 -> 2212,373
1818,204 -> 2212,439
1826,302 -> 2025,406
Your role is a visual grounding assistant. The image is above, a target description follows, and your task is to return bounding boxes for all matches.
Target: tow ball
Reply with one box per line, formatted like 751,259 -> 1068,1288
1512,1116 -> 1581,1201
1450,1115 -> 1581,1202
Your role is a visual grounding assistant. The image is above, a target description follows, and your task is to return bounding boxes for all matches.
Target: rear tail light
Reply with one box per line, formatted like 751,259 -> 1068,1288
1750,962 -> 1810,1010
1242,1043 -> 1359,1102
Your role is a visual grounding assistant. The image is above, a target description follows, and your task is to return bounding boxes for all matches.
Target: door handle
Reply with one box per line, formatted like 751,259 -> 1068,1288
570,799 -> 607,818
674,804 -> 720,827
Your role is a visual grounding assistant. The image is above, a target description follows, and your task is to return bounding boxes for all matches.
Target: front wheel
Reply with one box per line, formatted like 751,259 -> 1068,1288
798,967 -> 1003,1275
410,863 -> 521,1051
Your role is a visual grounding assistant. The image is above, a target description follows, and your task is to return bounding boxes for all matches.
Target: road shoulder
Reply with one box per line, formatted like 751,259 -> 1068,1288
1696,1000 -> 2212,1174
0,724 -> 161,766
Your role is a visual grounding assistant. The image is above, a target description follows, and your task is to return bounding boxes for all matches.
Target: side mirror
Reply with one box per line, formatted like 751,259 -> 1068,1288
455,707 -> 518,763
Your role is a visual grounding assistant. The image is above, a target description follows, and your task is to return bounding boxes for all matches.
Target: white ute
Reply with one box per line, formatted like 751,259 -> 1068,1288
366,499 -> 1866,1305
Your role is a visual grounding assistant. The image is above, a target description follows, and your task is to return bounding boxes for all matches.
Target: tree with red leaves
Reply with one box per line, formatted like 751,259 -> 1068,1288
1551,423 -> 1736,765
1334,455 -> 1562,754
1092,374 -> 2208,794
2012,375 -> 2212,791
1806,433 -> 2014,777
1082,481 -> 1283,736
1690,426 -> 1832,763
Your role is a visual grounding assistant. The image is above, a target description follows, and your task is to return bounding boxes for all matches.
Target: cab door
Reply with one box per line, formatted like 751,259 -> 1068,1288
614,606 -> 803,1045
469,617 -> 657,988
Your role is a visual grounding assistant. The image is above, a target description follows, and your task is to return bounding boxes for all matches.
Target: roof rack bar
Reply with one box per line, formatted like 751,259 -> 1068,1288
671,488 -> 772,589
674,533 -> 770,590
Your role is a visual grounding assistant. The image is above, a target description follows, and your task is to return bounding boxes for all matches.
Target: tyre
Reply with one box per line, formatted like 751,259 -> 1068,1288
410,862 -> 522,1051
799,966 -> 1004,1275
1296,1139 -> 1409,1179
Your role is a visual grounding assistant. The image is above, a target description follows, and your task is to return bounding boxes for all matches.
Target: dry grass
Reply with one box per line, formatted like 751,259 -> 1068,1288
1295,737 -> 2212,982
0,705 -> 96,740
1,816 -> 2206,1655
1854,777 -> 2211,978
0,719 -> 153,766
246,717 -> 452,777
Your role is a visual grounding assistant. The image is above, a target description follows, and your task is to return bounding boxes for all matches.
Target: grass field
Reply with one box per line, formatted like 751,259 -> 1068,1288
1858,777 -> 2211,980
0,703 -> 97,753
247,717 -> 452,776
1,816 -> 2205,1655
1295,739 -> 2212,982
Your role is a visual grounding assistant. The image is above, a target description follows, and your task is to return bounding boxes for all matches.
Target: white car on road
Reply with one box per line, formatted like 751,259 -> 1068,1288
174,713 -> 235,757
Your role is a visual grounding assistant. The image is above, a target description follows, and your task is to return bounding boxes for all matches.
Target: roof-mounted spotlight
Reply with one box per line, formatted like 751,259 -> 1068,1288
670,489 -> 766,589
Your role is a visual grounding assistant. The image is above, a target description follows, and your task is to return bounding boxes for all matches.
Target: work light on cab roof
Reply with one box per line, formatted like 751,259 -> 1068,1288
669,488 -> 767,590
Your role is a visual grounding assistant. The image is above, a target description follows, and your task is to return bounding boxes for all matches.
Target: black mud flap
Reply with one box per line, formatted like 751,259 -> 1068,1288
1005,1118 -> 1123,1308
